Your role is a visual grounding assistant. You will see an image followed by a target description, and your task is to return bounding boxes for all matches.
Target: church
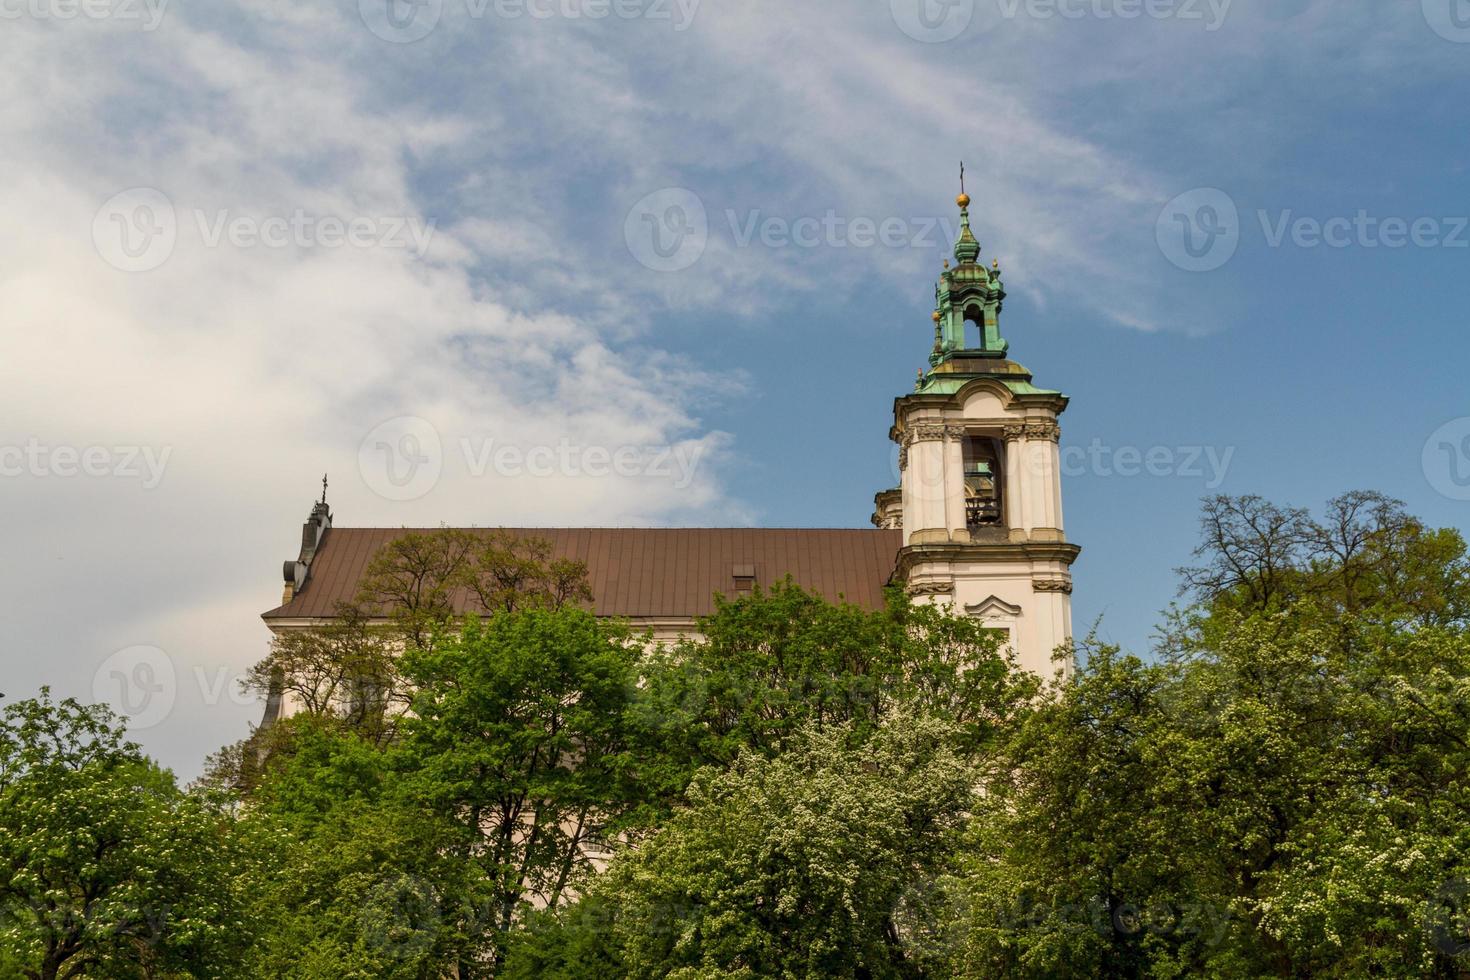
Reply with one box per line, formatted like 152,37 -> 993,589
262,191 -> 1080,679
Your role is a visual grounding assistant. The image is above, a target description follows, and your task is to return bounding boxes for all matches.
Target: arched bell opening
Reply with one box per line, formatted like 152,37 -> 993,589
962,303 -> 985,350
962,434 -> 1005,529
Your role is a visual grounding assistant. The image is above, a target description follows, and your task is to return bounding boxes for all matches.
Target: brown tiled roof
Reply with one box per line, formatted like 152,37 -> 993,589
263,527 -> 903,621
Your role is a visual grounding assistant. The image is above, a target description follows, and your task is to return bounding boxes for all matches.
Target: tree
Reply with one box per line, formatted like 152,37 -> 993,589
207,529 -> 600,796
1176,491 -> 1470,628
0,692 -> 264,980
1176,494 -> 1313,611
946,493 -> 1470,978
353,528 -> 595,649
355,527 -> 481,651
458,530 -> 594,614
245,603 -> 402,740
505,716 -> 976,980
643,581 -> 1034,768
394,608 -> 670,976
243,721 -> 488,979
946,642 -> 1230,979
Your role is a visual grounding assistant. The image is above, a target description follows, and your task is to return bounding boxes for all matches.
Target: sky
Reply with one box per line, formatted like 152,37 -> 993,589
2,0 -> 1468,778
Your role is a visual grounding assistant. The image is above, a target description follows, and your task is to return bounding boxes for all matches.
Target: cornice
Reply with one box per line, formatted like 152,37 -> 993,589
889,540 -> 1082,582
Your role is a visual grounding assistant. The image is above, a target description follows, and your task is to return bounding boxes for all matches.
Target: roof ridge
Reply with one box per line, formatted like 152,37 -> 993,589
328,526 -> 897,532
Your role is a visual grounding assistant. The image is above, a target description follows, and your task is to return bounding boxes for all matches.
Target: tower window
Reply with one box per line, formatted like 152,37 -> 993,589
963,436 -> 1004,528
963,304 -> 985,349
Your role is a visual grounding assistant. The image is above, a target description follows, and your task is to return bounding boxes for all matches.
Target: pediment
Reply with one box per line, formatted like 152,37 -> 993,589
964,595 -> 1023,619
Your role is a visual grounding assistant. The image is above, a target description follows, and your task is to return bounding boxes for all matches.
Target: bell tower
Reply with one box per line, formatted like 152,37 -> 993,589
874,184 -> 1080,676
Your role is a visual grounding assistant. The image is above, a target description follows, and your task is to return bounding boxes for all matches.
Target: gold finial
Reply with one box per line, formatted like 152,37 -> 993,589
957,160 -> 971,209
942,259 -> 950,269
992,257 -> 1000,270
932,311 -> 942,323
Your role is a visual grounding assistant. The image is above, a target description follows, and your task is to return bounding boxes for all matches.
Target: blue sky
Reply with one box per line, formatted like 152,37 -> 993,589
2,0 -> 1468,776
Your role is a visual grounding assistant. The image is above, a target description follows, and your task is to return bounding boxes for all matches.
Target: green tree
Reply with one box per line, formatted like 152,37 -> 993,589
0,692 -> 263,980
353,528 -> 596,651
947,493 -> 1470,978
355,527 -> 481,652
506,716 -> 975,980
395,608 -> 671,976
458,529 -> 594,614
243,721 -> 487,979
644,581 -> 1035,768
1177,491 -> 1470,629
208,530 -> 598,796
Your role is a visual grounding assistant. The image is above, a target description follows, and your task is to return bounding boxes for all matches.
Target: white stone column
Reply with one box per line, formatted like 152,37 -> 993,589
1025,435 -> 1049,532
944,426 -> 967,541
1004,424 -> 1026,537
906,425 -> 948,542
1024,421 -> 1061,537
1049,436 -> 1066,534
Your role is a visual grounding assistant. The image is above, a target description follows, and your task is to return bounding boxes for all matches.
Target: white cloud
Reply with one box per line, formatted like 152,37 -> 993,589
0,12 -> 746,774
4,0 -> 1451,773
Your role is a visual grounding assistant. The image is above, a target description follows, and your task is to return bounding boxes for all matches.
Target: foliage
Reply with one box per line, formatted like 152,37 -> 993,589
354,528 -> 596,652
945,493 -> 1470,978
1176,490 -> 1470,628
504,716 -> 976,980
643,581 -> 1036,768
354,527 -> 480,651
17,490 -> 1470,978
203,529 -> 598,790
245,722 -> 488,979
244,603 -> 402,740
457,529 -> 595,614
393,608 -> 671,975
0,692 -> 265,980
